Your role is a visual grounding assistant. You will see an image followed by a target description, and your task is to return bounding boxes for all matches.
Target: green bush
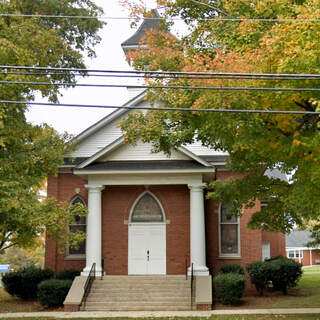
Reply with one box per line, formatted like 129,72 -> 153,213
2,266 -> 54,300
220,264 -> 245,275
38,279 -> 72,307
55,269 -> 80,280
268,257 -> 302,295
213,273 -> 246,305
246,261 -> 271,296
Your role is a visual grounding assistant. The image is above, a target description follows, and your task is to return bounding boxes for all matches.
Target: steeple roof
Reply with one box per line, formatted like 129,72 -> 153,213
121,9 -> 162,54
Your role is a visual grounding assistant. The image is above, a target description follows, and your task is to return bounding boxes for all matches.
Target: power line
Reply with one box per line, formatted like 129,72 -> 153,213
1,71 -> 320,81
1,80 -> 319,92
0,13 -> 319,22
1,65 -> 319,79
0,99 -> 319,115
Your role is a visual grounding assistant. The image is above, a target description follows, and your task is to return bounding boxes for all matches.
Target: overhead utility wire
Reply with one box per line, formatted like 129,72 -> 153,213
1,100 -> 319,115
1,80 -> 320,92
0,13 -> 319,22
1,65 -> 320,79
1,71 -> 320,81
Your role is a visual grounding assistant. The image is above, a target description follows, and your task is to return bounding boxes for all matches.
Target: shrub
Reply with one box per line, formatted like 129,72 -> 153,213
2,266 -> 54,300
268,257 -> 302,295
2,271 -> 22,297
38,279 -> 72,307
55,269 -> 80,280
213,273 -> 246,305
220,264 -> 245,275
246,261 -> 271,296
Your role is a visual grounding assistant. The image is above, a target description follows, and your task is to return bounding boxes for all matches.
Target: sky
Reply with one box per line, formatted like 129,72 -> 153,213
25,0 -> 158,136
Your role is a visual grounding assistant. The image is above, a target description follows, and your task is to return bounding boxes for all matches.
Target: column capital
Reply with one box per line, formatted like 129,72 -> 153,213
188,183 -> 206,191
85,184 -> 105,192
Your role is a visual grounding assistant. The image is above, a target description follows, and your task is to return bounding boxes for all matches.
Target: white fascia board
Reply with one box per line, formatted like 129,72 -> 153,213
76,136 -> 125,169
74,168 -> 215,175
178,146 -> 212,167
74,91 -> 147,144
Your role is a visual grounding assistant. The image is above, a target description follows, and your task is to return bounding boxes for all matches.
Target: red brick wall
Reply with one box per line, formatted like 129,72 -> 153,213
262,231 -> 286,258
102,185 -> 190,275
45,173 -> 87,272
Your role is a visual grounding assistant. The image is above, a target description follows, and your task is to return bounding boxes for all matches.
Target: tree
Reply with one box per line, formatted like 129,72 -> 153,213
120,0 -> 320,233
0,0 -> 104,252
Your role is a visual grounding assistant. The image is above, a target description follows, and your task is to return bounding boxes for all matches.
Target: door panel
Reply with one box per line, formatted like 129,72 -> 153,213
128,225 -> 166,275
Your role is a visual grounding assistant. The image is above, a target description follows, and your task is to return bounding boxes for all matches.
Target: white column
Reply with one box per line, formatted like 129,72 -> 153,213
82,184 -> 105,276
188,183 -> 209,276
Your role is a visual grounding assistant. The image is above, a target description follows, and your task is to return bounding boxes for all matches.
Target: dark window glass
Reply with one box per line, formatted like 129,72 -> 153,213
220,203 -> 239,255
69,196 -> 86,255
131,193 -> 164,222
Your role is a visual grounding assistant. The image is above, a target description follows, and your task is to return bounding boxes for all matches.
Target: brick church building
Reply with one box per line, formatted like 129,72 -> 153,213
45,12 -> 285,310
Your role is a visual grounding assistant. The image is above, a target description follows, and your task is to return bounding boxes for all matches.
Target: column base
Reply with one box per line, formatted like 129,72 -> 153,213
81,266 -> 103,276
188,265 -> 209,276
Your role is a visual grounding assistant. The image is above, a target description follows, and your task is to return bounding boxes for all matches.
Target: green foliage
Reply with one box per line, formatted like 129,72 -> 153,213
220,264 -> 245,275
120,0 -> 320,233
246,261 -> 271,296
268,256 -> 303,295
55,269 -> 80,280
247,256 -> 302,296
0,0 -> 101,253
213,273 -> 246,305
38,279 -> 72,307
2,266 -> 53,300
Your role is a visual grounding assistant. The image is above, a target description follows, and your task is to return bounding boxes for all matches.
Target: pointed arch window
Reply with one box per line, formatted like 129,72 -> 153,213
68,195 -> 86,256
131,193 -> 164,223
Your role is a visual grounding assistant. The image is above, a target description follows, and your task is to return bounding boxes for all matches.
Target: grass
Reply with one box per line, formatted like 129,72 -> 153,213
0,287 -> 58,313
1,316 -> 320,320
303,266 -> 320,273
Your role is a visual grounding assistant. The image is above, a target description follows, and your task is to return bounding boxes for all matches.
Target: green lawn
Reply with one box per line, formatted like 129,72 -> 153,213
1,316 -> 320,320
303,266 -> 320,273
268,272 -> 320,308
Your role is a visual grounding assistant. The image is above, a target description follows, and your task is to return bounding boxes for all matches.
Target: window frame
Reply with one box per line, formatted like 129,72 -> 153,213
66,195 -> 86,259
287,249 -> 303,259
218,203 -> 241,258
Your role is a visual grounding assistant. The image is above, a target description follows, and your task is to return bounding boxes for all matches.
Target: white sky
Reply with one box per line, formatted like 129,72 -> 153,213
25,0 -> 158,136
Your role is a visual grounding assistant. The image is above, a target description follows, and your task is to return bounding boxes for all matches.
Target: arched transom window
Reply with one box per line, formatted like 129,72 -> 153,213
131,193 -> 164,223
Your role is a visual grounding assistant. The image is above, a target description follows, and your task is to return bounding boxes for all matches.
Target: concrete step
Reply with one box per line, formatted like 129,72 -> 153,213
83,275 -> 192,311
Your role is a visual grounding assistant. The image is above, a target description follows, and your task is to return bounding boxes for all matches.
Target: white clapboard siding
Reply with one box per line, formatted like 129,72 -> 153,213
100,141 -> 190,161
185,141 -> 228,156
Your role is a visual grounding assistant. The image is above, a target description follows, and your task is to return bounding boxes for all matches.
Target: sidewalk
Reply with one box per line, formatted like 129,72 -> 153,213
0,309 -> 320,318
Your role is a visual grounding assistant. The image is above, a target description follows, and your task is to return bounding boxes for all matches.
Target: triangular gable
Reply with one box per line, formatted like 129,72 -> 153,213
75,90 -> 146,144
77,137 -> 212,169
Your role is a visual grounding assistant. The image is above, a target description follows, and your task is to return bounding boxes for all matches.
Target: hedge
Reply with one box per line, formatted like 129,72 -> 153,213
38,279 -> 73,307
2,266 -> 54,300
55,269 -> 80,280
213,273 -> 246,305
220,264 -> 245,275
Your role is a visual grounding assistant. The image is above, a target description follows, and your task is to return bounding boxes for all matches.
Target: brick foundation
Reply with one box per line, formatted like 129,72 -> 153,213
196,304 -> 212,311
64,304 -> 79,312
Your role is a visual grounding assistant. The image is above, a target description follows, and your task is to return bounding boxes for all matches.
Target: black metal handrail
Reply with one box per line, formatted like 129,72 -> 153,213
185,257 -> 188,280
101,258 -> 104,280
81,262 -> 96,309
190,263 -> 194,310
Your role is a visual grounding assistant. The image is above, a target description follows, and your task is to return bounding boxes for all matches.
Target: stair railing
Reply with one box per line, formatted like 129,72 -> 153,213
81,262 -> 96,309
190,262 -> 194,310
101,258 -> 104,280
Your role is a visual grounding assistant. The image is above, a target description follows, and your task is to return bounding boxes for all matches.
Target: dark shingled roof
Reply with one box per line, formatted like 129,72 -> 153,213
77,160 -> 209,171
121,9 -> 162,49
286,230 -> 313,248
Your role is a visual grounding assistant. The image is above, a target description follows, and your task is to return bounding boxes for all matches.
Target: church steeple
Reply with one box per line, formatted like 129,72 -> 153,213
121,9 -> 161,56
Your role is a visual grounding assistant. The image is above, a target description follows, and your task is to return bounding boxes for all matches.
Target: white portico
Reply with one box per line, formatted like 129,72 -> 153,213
76,169 -> 212,276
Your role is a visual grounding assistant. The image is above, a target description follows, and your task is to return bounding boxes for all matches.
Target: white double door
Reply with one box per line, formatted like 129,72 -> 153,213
128,224 -> 166,275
